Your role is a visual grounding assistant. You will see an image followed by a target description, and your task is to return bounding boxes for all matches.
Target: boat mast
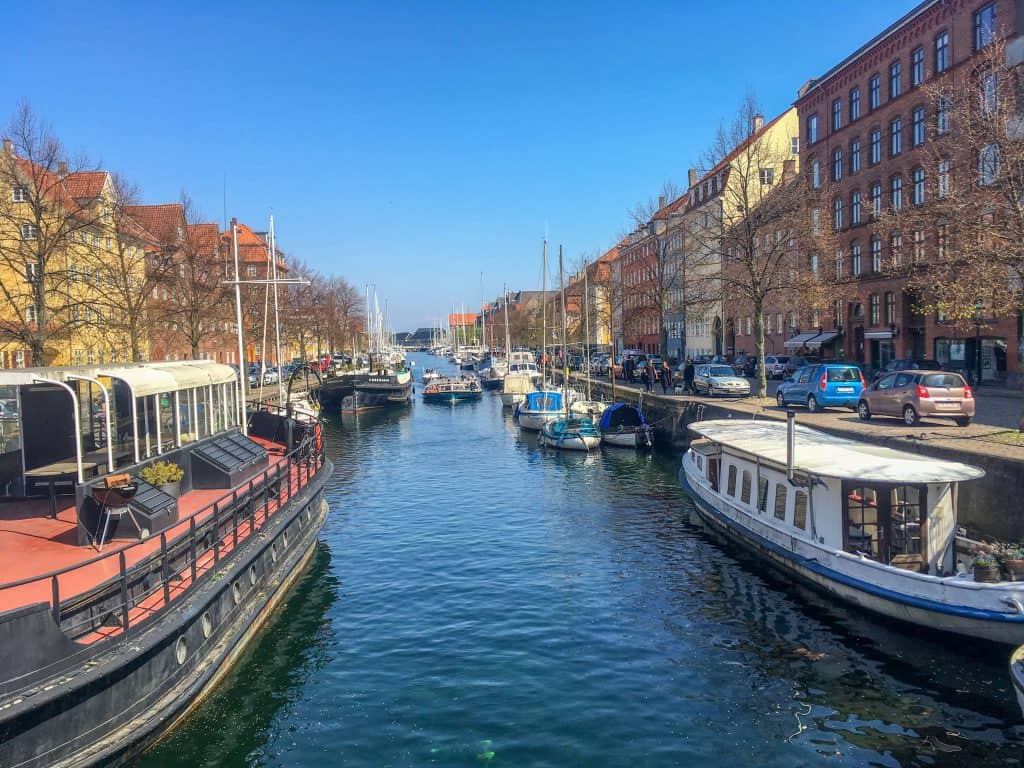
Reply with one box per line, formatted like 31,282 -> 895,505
231,225 -> 247,435
503,283 -> 511,360
269,214 -> 284,404
541,238 -> 547,384
479,272 -> 486,355
584,258 -> 592,402
559,244 -> 568,419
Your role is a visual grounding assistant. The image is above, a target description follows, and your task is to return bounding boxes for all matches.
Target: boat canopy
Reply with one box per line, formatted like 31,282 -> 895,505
688,419 -> 985,483
522,391 -> 563,411
599,403 -> 647,431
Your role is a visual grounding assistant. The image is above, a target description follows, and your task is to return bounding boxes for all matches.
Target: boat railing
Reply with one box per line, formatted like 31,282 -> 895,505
0,430 -> 325,696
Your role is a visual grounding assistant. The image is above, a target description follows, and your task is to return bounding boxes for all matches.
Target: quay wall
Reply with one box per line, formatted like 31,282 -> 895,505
566,375 -> 1024,541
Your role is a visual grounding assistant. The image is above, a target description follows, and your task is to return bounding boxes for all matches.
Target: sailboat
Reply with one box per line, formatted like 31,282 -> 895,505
515,239 -> 562,429
569,258 -> 605,420
539,245 -> 601,451
341,287 -> 412,412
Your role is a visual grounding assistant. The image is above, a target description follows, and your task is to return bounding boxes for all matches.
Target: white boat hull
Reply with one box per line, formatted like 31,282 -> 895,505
517,410 -> 559,431
570,400 -> 605,419
540,433 -> 600,451
501,391 -> 526,407
680,452 -> 1024,645
1011,646 -> 1024,719
602,429 -> 651,448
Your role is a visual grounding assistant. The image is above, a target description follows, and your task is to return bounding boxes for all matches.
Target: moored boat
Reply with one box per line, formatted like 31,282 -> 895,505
1011,646 -> 1024,718
539,416 -> 601,451
515,390 -> 564,431
0,360 -> 330,767
599,403 -> 653,448
341,367 -> 413,412
422,376 -> 483,404
422,368 -> 443,384
679,416 -> 1024,645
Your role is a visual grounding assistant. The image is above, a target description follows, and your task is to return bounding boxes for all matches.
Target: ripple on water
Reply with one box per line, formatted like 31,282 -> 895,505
139,353 -> 1024,768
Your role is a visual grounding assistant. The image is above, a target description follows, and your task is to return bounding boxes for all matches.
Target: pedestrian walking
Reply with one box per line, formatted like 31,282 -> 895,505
624,355 -> 634,383
660,360 -> 671,394
683,357 -> 695,394
641,364 -> 652,393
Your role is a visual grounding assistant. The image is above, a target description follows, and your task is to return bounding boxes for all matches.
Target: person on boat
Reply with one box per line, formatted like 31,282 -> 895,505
660,360 -> 672,394
683,358 -> 695,394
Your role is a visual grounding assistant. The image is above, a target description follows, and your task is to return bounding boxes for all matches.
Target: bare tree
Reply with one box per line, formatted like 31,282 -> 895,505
0,103 -> 101,364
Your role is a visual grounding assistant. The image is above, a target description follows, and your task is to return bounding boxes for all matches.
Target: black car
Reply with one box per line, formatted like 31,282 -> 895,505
871,358 -> 943,381
732,353 -> 757,377
783,355 -> 820,378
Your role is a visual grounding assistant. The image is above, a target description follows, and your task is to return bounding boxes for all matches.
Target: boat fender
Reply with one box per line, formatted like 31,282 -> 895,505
1002,597 -> 1024,615
314,422 -> 323,454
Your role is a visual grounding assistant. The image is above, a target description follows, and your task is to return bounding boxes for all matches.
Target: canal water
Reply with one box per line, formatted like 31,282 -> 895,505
141,353 -> 1023,767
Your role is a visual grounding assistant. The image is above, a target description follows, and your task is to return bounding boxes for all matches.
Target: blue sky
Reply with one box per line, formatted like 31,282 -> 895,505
2,0 -> 917,331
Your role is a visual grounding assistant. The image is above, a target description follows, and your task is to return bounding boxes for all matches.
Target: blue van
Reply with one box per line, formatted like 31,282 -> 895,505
776,363 -> 865,411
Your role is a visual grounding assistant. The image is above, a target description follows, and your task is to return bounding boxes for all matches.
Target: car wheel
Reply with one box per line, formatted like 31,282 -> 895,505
903,405 -> 919,426
857,400 -> 871,420
955,416 -> 971,427
807,395 -> 819,413
776,391 -> 785,408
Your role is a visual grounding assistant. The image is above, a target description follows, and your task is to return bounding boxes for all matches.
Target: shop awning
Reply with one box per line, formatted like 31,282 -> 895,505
864,330 -> 893,340
805,330 -> 841,348
783,332 -> 819,349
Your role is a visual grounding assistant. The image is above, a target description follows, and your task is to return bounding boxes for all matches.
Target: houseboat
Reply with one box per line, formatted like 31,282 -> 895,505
340,367 -> 413,412
0,360 -> 331,766
421,376 -> 483,404
679,416 -> 1024,645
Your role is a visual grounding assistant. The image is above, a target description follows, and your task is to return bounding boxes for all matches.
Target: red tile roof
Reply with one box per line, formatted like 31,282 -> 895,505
449,312 -> 477,326
221,221 -> 288,271
187,223 -> 220,257
62,171 -> 107,200
125,203 -> 186,245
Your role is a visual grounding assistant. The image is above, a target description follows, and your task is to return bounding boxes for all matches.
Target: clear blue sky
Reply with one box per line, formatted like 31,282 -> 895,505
2,0 -> 916,331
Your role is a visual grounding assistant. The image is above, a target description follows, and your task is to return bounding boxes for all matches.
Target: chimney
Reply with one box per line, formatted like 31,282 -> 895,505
688,168 -> 698,188
658,195 -> 666,209
2,138 -> 13,155
751,114 -> 765,134
57,161 -> 68,177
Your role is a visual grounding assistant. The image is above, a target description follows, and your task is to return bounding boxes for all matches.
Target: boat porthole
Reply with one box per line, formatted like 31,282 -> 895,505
175,636 -> 187,665
201,612 -> 213,638
271,543 -> 278,563
232,581 -> 241,605
249,565 -> 257,586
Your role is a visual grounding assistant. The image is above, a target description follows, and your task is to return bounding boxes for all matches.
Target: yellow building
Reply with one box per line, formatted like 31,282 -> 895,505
0,139 -> 153,367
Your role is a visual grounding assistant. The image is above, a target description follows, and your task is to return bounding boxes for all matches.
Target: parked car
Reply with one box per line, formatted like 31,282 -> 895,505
732,353 -> 753,375
262,367 -> 280,386
568,355 -> 584,371
776,363 -> 865,411
692,364 -> 751,397
763,355 -> 790,379
857,370 -> 974,426
870,358 -> 943,382
783,355 -> 820,377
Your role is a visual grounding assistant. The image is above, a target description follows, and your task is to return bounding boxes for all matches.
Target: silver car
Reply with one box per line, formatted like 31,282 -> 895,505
693,364 -> 751,397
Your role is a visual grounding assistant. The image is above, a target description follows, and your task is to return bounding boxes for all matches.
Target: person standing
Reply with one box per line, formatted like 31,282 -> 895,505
683,357 -> 695,394
641,363 -> 652,393
660,359 -> 672,394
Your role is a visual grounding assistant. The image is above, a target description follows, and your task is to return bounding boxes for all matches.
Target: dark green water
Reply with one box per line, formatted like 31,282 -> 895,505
140,353 -> 1023,767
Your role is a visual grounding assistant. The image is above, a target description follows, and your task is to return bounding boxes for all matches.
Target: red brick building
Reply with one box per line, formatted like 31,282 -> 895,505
796,0 -> 1022,383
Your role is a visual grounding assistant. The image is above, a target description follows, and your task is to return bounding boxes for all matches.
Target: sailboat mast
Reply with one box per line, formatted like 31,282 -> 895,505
231,225 -> 247,435
541,238 -> 547,383
480,272 -> 486,354
269,214 -> 284,404
559,244 -> 568,418
584,259 -> 592,402
503,283 -> 511,357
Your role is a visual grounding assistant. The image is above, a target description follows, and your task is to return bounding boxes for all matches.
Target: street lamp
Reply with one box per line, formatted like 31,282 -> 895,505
972,299 -> 984,386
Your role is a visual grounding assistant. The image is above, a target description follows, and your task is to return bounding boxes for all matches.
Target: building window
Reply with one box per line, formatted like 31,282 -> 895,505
975,3 -> 996,51
851,191 -> 862,224
912,106 -> 925,146
850,138 -> 861,173
937,223 -> 948,259
890,232 -> 903,266
890,118 -> 902,156
870,182 -> 882,217
891,175 -> 903,210
833,197 -> 843,230
811,159 -> 821,189
885,291 -> 896,325
776,313 -> 783,334
774,484 -> 788,521
936,96 -> 950,134
832,98 -> 842,131
832,148 -> 843,181
979,143 -> 999,185
935,30 -> 949,73
912,229 -> 925,262
11,185 -> 27,202
20,223 -> 38,240
980,70 -> 998,115
835,248 -> 844,277
810,252 -> 820,276
791,136 -> 800,155
871,235 -> 883,273
937,158 -> 950,198
807,113 -> 819,144
851,242 -> 862,275
889,60 -> 902,100
850,87 -> 861,121
911,46 -> 924,87
869,293 -> 880,324
912,167 -> 925,205
759,167 -> 774,185
869,73 -> 881,110
25,262 -> 39,282
26,303 -> 37,324
870,128 -> 881,165
811,207 -> 820,235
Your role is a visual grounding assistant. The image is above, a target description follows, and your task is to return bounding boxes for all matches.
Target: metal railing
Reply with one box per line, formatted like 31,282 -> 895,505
0,431 -> 324,692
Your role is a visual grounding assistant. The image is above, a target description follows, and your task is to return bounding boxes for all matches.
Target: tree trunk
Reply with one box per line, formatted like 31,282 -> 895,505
754,301 -> 767,399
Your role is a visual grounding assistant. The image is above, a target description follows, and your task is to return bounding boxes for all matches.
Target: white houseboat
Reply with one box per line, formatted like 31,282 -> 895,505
679,417 -> 1024,645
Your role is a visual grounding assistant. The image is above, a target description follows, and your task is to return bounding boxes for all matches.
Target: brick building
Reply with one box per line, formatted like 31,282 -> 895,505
796,0 -> 1023,383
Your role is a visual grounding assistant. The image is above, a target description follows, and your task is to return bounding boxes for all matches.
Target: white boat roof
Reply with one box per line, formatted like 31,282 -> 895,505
689,419 -> 985,483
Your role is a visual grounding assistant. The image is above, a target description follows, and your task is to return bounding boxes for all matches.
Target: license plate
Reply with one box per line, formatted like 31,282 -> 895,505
935,401 -> 958,410
837,386 -> 854,393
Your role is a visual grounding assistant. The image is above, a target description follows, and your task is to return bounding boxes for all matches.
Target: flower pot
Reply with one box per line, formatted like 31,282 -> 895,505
159,480 -> 181,499
973,563 -> 1002,583
1003,558 -> 1024,581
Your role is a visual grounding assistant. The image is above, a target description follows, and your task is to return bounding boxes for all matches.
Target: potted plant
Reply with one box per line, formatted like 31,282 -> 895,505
138,460 -> 184,498
972,552 -> 1001,583
1000,543 -> 1024,581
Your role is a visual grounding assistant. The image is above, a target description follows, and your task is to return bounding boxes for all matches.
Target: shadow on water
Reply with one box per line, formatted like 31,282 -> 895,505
135,544 -> 338,768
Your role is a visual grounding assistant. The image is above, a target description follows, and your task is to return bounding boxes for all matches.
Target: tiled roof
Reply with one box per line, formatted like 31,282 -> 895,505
691,109 -> 790,194
10,157 -> 107,218
449,312 -> 478,325
652,192 -> 689,220
221,220 -> 288,271
125,203 -> 186,244
62,171 -> 107,200
188,223 -> 220,256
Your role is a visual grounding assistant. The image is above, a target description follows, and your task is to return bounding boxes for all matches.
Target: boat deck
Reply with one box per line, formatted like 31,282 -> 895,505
0,436 -> 302,624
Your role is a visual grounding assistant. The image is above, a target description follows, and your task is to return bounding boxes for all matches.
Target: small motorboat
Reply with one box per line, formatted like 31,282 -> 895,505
515,390 -> 564,430
539,416 -> 601,451
422,368 -> 443,384
422,376 -> 483,404
570,399 -> 605,420
1012,646 -> 1024,718
599,403 -> 652,448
